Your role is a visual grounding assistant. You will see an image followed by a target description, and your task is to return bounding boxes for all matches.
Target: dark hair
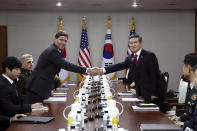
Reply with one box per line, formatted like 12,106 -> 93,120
2,56 -> 21,73
129,34 -> 142,43
55,31 -> 68,39
184,53 -> 197,69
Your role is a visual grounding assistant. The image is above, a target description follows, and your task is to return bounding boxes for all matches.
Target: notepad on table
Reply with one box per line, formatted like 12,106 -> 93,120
14,116 -> 54,123
43,97 -> 67,103
32,106 -> 49,112
53,92 -> 67,97
66,83 -> 77,86
137,103 -> 157,107
132,105 -> 159,111
140,124 -> 182,131
132,106 -> 159,111
118,92 -> 133,96
122,98 -> 144,102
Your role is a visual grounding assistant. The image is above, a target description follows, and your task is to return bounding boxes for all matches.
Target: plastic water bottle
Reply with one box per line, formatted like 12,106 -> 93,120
76,111 -> 84,130
103,111 -> 110,130
107,125 -> 112,131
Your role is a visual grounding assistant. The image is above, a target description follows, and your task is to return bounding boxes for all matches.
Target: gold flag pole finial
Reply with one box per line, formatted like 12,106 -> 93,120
131,17 -> 135,30
58,16 -> 63,31
82,16 -> 86,29
107,16 -> 111,29
107,16 -> 111,21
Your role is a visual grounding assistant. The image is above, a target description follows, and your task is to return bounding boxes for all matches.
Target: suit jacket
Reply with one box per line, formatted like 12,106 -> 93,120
105,49 -> 161,102
0,116 -> 11,131
0,115 -> 10,130
185,85 -> 197,106
25,44 -> 86,99
180,92 -> 197,130
0,76 -> 31,117
118,69 -> 133,84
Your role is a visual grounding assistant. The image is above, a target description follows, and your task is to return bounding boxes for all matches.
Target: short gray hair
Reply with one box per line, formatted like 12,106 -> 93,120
21,54 -> 33,61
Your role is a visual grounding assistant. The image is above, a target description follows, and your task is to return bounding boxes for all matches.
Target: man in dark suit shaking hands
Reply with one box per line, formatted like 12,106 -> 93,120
25,31 -> 97,104
97,34 -> 162,103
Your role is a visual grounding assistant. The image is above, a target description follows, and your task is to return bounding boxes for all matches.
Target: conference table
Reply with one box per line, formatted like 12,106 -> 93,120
7,81 -> 174,131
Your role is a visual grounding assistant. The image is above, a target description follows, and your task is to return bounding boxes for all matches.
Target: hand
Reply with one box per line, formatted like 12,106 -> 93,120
119,80 -> 123,83
54,74 -> 60,79
87,68 -> 97,76
130,88 -> 136,94
11,114 -> 27,121
31,102 -> 43,109
92,67 -> 103,74
130,82 -> 135,88
87,67 -> 102,76
151,96 -> 158,100
170,115 -> 180,121
175,121 -> 184,127
51,90 -> 54,96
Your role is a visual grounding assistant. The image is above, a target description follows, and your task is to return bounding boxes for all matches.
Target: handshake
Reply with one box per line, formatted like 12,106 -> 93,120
87,67 -> 103,76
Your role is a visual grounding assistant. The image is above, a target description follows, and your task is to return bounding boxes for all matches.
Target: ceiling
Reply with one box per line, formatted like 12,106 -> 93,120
0,0 -> 196,11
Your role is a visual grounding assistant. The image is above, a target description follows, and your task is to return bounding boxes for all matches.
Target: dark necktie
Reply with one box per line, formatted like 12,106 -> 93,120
134,54 -> 138,66
185,83 -> 191,103
11,83 -> 18,96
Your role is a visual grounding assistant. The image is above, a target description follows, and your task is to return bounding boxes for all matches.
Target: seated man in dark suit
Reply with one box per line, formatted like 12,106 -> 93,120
170,53 -> 197,130
97,34 -> 163,104
0,114 -> 26,130
0,56 -> 43,117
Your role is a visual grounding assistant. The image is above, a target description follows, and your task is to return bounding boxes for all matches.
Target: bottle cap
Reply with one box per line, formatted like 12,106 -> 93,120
75,97 -> 80,102
107,125 -> 112,128
70,126 -> 75,129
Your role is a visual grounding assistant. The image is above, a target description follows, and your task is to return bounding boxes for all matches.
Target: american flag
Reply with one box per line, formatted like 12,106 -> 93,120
78,17 -> 92,80
127,17 -> 136,55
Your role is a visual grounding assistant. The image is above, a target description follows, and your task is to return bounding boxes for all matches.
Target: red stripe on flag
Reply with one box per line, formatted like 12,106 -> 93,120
86,48 -> 92,66
79,53 -> 89,67
82,48 -> 91,67
87,47 -> 90,54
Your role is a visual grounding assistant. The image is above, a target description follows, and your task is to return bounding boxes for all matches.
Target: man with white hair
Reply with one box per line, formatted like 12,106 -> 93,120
15,54 -> 34,95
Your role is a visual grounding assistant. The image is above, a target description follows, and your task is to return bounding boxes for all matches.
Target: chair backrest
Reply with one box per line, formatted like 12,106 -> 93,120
178,78 -> 189,103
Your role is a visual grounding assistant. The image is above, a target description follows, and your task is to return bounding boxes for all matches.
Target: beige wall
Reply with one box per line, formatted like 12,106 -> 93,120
0,11 -> 195,91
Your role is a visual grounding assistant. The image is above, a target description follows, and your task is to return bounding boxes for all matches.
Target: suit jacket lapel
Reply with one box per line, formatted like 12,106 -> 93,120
1,76 -> 12,88
1,76 -> 19,98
